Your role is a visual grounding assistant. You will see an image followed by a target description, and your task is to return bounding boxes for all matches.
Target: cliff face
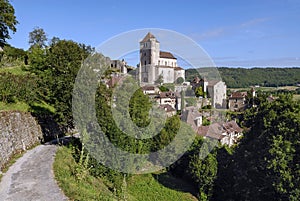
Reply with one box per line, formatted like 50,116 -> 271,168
0,111 -> 43,170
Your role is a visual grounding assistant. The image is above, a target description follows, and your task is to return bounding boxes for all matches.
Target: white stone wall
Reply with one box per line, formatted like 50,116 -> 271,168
174,69 -> 185,82
158,58 -> 177,67
211,81 -> 227,108
160,97 -> 176,108
158,67 -> 175,83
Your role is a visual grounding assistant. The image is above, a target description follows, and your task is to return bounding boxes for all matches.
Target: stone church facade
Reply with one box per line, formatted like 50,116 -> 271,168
137,32 -> 185,84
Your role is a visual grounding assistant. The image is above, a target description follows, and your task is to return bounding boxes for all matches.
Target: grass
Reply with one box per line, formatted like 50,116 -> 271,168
127,173 -> 197,201
29,101 -> 56,114
0,65 -> 28,75
0,100 -> 55,114
293,94 -> 300,101
54,146 -> 198,201
229,86 -> 299,92
0,101 -> 30,112
53,146 -> 116,201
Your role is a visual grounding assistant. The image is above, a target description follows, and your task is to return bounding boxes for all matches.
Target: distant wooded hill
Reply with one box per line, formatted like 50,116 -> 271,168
185,67 -> 300,88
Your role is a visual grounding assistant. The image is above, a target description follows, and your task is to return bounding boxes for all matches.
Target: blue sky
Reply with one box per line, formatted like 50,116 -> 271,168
8,0 -> 300,67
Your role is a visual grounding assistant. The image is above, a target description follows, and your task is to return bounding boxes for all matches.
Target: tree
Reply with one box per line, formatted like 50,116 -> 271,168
175,77 -> 184,84
0,0 -> 18,47
187,138 -> 218,200
195,86 -> 204,97
28,27 -> 48,48
213,95 -> 300,201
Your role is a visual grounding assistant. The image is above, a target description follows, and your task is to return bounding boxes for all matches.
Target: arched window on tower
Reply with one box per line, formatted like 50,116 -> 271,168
144,60 -> 147,65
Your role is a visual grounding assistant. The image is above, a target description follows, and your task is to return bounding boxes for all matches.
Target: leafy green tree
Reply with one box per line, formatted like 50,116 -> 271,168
195,86 -> 204,97
175,77 -> 184,84
28,27 -> 48,48
0,45 -> 27,66
0,0 -> 18,47
213,95 -> 300,201
46,40 -> 91,128
129,88 -> 151,127
187,138 -> 218,200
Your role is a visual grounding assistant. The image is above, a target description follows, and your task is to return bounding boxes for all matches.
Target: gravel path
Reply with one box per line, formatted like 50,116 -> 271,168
0,145 -> 68,201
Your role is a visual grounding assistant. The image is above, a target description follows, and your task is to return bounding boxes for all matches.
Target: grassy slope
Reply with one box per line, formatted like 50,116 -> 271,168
53,146 -> 198,201
0,65 -> 28,75
0,66 -> 56,113
53,146 -> 116,201
127,174 -> 197,201
0,101 -> 30,112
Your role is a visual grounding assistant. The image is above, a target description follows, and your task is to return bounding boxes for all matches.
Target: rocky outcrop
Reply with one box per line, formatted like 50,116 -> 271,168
0,111 -> 43,170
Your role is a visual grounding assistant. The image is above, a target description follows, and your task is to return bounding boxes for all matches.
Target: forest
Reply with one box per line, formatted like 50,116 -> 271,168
185,67 -> 300,88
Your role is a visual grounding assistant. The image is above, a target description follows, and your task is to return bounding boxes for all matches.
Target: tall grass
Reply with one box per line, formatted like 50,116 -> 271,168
53,145 -> 197,201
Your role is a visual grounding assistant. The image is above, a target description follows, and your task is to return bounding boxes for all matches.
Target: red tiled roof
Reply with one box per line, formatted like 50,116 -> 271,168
223,120 -> 243,133
141,32 -> 156,42
197,121 -> 243,140
207,80 -> 221,86
159,91 -> 176,99
229,92 -> 247,99
142,85 -> 155,91
192,76 -> 200,83
197,126 -> 209,137
160,51 -> 176,59
159,104 -> 176,112
174,67 -> 184,70
181,107 -> 202,131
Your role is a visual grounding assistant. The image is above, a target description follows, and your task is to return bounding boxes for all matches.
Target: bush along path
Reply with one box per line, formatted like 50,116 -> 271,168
0,144 -> 68,201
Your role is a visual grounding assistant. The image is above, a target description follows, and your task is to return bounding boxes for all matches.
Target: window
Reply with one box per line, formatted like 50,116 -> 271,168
165,61 -> 167,66
144,60 -> 146,65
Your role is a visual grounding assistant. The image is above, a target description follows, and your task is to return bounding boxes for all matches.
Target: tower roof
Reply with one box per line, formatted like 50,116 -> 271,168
141,32 -> 156,42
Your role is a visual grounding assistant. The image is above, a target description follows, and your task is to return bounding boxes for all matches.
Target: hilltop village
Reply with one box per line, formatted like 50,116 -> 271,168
104,33 -> 257,147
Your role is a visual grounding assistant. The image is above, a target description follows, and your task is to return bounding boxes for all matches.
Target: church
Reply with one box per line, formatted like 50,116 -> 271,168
137,32 -> 185,84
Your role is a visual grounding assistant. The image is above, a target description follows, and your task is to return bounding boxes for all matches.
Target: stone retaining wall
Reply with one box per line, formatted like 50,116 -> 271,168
0,111 -> 43,170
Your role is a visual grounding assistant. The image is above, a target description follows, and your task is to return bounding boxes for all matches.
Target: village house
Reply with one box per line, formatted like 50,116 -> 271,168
197,120 -> 243,147
141,85 -> 159,95
228,91 -> 248,111
154,91 -> 181,111
110,59 -> 128,74
159,104 -> 177,117
181,106 -> 203,132
191,77 -> 227,109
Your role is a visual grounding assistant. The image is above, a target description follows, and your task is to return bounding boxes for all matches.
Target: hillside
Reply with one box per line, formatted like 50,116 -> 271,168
185,67 -> 300,88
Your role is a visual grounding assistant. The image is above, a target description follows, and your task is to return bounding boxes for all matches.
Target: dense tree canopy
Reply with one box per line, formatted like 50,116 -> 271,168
0,0 -> 18,47
186,67 -> 300,88
213,95 -> 300,201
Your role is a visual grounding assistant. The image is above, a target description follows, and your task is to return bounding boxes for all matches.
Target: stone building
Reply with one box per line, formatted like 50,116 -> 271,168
192,77 -> 227,109
198,120 -> 243,147
228,91 -> 248,111
110,59 -> 128,74
137,32 -> 185,84
181,106 -> 203,132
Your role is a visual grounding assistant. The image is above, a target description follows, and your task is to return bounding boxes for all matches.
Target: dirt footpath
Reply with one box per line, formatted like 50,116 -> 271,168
0,145 -> 68,201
